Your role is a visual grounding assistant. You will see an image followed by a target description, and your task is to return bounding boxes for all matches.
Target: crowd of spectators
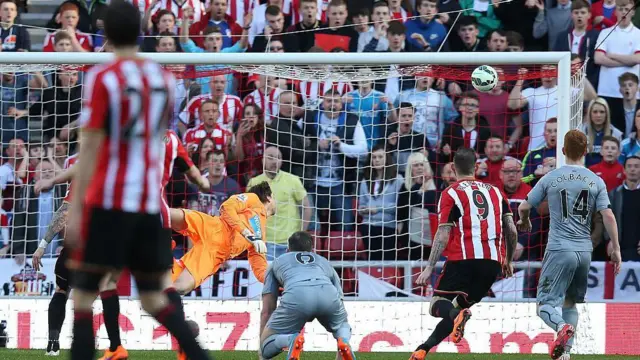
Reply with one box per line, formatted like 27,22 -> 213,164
1,0 -> 640,298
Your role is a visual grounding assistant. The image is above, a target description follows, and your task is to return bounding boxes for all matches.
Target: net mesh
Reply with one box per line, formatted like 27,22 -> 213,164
0,58 -> 602,352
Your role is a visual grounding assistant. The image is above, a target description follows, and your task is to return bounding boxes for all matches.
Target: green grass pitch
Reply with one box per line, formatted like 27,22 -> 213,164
0,350 -> 636,359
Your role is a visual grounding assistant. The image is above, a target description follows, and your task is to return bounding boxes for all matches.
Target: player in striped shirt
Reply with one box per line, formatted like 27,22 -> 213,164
411,148 -> 518,360
63,3 -> 209,359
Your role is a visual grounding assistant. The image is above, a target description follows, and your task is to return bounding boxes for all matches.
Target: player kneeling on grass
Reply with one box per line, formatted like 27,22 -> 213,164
517,130 -> 622,360
411,148 -> 519,360
169,182 -> 275,294
259,231 -> 356,360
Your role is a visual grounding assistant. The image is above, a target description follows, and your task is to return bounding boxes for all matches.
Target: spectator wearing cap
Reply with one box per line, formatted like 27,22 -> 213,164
458,0 -> 501,39
595,0 -> 640,125
0,0 -> 29,52
590,136 -> 625,191
251,5 -> 299,52
533,0 -> 573,50
619,108 -> 640,162
446,16 -> 486,52
578,97 -> 623,167
189,0 -> 242,49
283,0 -> 321,52
357,0 -> 390,52
43,2 -> 92,52
495,0 -> 546,51
553,0 -> 601,89
522,118 -> 558,185
404,0 -> 446,52
607,156 -> 640,261
314,0 -> 358,52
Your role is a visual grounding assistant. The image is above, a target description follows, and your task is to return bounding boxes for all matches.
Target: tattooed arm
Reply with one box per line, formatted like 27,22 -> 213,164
426,225 -> 452,269
32,202 -> 69,270
503,215 -> 518,263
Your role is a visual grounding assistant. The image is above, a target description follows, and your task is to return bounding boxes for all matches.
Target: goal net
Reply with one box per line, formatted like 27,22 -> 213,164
0,52 -> 610,354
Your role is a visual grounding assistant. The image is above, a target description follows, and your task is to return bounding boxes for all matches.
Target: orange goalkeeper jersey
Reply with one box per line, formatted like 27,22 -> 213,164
175,193 -> 268,284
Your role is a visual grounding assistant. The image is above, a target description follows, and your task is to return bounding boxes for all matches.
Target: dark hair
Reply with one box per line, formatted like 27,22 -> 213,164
453,147 -> 477,176
602,135 -> 620,148
618,72 -> 639,85
459,91 -> 480,102
417,0 -> 437,7
458,16 -> 477,28
488,29 -> 507,39
328,0 -> 347,8
248,181 -> 273,203
571,0 -> 590,11
398,102 -> 415,113
265,5 -> 281,16
203,26 -> 222,36
104,1 -> 141,47
205,149 -> 225,162
351,6 -> 370,17
288,231 -> 314,252
323,88 -> 341,97
387,20 -> 405,35
200,99 -> 219,111
506,31 -> 524,48
54,30 -> 72,45
364,143 -> 398,195
373,0 -> 390,10
241,103 -> 265,142
624,155 -> 640,167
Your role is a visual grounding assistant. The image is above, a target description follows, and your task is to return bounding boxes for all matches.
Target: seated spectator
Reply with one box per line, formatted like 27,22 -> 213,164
11,71 -> 82,142
533,0 -> 572,50
611,72 -> 640,138
180,75 -> 243,133
43,3 -> 92,52
619,108 -> 640,162
189,0 -> 242,49
357,145 -> 404,260
247,146 -> 312,260
477,136 -> 508,185
440,92 -> 492,160
191,137 -> 216,173
458,0 -> 501,39
344,73 -> 391,150
501,158 -> 531,201
578,97 -> 623,167
590,136 -> 625,191
592,0 -> 617,30
522,118 -> 558,184
485,29 -> 508,52
2,72 -> 28,144
553,0 -> 600,88
187,150 -> 241,215
474,67 -> 523,150
357,1 -> 391,52
506,30 -> 525,52
404,0 -> 446,52
396,75 -> 458,149
232,104 -> 264,185
397,151 -> 437,259
45,0 -> 92,34
303,89 -> 367,231
314,0 -> 358,52
266,90 -> 307,179
382,102 -> 430,173
389,0 -> 411,22
0,0 -> 30,51
11,160 -> 65,256
284,0 -> 320,52
183,99 -> 232,157
607,156 -> 640,261
249,0 -> 291,46
594,0 -> 640,131
251,5 -> 299,53
447,16 -> 485,52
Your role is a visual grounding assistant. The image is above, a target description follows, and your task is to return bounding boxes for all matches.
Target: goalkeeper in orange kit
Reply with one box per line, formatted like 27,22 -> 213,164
169,182 -> 275,294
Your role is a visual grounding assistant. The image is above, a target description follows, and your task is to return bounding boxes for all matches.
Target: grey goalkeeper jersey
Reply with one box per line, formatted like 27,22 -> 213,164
526,165 -> 610,252
262,252 -> 344,298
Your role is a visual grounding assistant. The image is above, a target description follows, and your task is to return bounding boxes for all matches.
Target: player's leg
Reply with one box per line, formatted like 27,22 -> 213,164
560,251 -> 591,356
131,213 -> 210,360
315,286 -> 355,360
97,270 -> 128,360
47,248 -> 71,356
260,292 -> 309,360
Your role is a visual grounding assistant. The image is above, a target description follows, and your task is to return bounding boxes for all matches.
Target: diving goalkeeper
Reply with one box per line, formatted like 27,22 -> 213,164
170,182 -> 275,294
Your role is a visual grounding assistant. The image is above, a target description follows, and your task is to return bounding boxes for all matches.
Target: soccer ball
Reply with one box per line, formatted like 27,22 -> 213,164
471,65 -> 498,92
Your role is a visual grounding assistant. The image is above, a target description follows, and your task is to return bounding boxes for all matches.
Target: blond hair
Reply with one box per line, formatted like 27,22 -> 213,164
404,152 -> 436,191
585,98 -> 612,152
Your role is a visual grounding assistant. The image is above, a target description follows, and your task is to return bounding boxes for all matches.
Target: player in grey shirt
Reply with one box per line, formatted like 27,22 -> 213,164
259,231 -> 356,360
518,130 -> 622,360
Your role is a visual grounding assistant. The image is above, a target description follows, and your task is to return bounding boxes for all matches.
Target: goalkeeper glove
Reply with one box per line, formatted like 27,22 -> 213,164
242,229 -> 267,255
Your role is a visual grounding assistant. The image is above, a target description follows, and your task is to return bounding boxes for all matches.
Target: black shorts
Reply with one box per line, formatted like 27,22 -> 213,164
71,207 -> 172,274
55,247 -> 71,291
434,259 -> 502,306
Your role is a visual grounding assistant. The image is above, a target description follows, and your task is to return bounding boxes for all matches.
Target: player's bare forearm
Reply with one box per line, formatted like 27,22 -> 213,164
70,131 -> 103,210
43,202 -> 70,243
503,215 -> 517,262
518,201 -> 532,221
601,208 -> 620,250
185,165 -> 208,191
301,196 -> 313,231
169,208 -> 187,232
52,166 -> 76,185
426,225 -> 451,269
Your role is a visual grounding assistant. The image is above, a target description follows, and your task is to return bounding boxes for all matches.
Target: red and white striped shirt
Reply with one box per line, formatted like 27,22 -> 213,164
288,0 -> 326,24
62,153 -> 78,202
225,0 -> 259,24
437,180 -> 511,263
126,0 -> 154,18
298,80 -> 353,109
150,0 -> 205,24
79,58 -> 176,214
159,130 -> 194,227
182,123 -> 232,150
243,88 -> 282,123
391,8 -> 410,22
43,31 -> 93,52
180,94 -> 243,133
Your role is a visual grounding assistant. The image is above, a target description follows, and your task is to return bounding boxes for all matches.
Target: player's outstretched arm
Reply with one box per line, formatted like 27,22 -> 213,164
34,164 -> 77,195
169,208 -> 188,232
32,202 -> 70,271
185,165 -> 210,192
600,208 -> 622,275
517,201 -> 533,232
416,225 -> 452,285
